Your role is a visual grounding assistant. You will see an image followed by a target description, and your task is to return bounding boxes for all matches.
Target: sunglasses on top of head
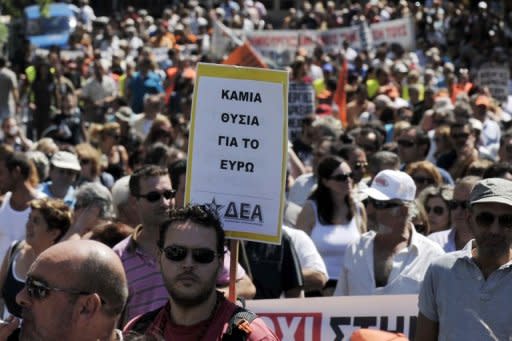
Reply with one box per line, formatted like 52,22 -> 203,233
162,245 -> 218,264
136,189 -> 176,202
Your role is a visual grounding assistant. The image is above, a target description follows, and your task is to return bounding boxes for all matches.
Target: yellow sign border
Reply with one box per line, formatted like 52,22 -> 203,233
185,63 -> 288,244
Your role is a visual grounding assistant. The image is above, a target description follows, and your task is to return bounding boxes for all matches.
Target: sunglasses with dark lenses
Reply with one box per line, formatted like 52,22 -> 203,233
448,200 -> 468,210
79,159 -> 91,165
163,245 -> 218,264
475,212 -> 512,229
26,276 -> 90,300
329,173 -> 352,182
354,162 -> 368,170
369,198 -> 403,210
451,132 -> 470,140
426,205 -> 445,215
397,140 -> 415,148
412,176 -> 435,185
137,189 -> 176,202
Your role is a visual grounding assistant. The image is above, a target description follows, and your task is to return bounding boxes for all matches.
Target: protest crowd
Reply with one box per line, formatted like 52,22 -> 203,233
0,0 -> 511,339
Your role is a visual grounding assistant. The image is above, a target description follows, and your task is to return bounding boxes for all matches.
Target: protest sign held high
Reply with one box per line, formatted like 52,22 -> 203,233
186,63 -> 288,244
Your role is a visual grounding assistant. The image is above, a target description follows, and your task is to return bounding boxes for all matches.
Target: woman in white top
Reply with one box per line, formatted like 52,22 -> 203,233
296,155 -> 366,296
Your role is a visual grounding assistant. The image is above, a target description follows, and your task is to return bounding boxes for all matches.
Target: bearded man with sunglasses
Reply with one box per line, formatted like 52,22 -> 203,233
124,205 -> 277,340
416,178 -> 512,340
0,239 -> 128,341
334,170 -> 444,296
114,165 -> 255,326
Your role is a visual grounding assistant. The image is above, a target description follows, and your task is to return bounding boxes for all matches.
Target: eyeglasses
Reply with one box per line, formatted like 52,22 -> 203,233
369,198 -> 403,210
426,205 -> 445,215
329,173 -> 352,182
162,245 -> 218,264
475,212 -> 512,229
448,200 -> 468,210
56,168 -> 77,176
136,189 -> 176,202
25,276 -> 91,300
354,162 -> 368,170
79,159 -> 90,165
451,132 -> 470,140
412,176 -> 435,185
397,140 -> 415,148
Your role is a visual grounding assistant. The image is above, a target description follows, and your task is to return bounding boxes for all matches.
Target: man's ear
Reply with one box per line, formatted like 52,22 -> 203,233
76,293 -> 103,320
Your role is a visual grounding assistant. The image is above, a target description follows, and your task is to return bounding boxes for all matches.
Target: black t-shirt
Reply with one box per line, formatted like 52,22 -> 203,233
244,231 -> 303,299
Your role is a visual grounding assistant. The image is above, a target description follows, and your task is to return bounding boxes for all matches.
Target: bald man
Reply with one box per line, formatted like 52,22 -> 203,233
0,240 -> 128,341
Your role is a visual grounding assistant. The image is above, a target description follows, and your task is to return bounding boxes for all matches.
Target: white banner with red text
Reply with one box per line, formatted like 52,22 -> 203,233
246,295 -> 418,341
212,17 -> 415,67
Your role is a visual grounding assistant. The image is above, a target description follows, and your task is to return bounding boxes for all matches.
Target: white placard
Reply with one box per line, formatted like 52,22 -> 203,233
186,63 -> 289,244
247,295 -> 418,340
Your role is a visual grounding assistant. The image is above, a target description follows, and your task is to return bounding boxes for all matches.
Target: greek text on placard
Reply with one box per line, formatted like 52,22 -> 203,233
221,112 -> 260,126
220,159 -> 255,173
221,89 -> 262,103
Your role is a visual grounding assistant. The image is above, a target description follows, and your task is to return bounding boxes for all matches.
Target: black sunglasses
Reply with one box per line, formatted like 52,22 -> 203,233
26,276 -> 91,300
451,132 -> 470,140
397,140 -> 415,148
162,245 -> 218,264
412,176 -> 435,185
369,198 -> 403,210
426,205 -> 445,215
329,173 -> 352,182
475,212 -> 512,229
448,200 -> 468,210
136,189 -> 176,202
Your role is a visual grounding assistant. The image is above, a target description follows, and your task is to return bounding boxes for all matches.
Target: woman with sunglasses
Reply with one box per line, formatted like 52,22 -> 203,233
0,198 -> 71,317
98,122 -> 129,181
406,161 -> 443,197
75,143 -> 114,190
418,185 -> 454,234
296,155 -> 366,296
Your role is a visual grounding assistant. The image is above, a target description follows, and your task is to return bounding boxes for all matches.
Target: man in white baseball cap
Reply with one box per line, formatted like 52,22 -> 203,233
334,170 -> 444,296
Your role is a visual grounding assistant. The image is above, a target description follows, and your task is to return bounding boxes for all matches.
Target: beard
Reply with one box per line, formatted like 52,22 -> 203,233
165,269 -> 219,308
475,234 -> 511,259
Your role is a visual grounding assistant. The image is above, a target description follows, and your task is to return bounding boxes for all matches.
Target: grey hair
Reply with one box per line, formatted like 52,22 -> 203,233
75,183 -> 114,219
111,176 -> 131,218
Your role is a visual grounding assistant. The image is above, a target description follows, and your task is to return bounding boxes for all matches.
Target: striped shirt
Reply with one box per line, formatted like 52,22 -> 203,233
113,225 -> 246,326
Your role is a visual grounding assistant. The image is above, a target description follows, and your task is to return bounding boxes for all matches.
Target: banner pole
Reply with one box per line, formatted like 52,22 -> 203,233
228,239 -> 239,302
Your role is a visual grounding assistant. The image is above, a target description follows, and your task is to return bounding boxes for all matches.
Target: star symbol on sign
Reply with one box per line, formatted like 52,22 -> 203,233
206,197 -> 224,216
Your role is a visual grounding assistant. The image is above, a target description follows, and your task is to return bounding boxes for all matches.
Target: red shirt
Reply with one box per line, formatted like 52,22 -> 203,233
126,294 -> 278,341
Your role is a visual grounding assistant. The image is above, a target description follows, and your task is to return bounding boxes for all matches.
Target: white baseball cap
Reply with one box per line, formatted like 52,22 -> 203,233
365,170 -> 416,201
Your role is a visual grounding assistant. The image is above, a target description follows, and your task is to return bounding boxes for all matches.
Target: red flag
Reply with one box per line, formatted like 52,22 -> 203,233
333,58 -> 348,127
222,42 -> 268,69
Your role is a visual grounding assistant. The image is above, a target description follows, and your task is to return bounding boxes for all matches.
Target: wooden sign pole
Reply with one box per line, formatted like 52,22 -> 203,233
228,239 -> 239,302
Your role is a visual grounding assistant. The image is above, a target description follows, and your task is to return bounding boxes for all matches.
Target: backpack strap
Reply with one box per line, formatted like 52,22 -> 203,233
222,306 -> 258,341
125,307 -> 161,335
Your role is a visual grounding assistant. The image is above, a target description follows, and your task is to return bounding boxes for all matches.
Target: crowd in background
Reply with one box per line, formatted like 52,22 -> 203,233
0,0 -> 511,333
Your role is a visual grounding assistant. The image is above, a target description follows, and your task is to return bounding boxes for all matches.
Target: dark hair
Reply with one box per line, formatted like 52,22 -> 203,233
309,155 -> 354,224
158,204 -> 225,256
129,165 -> 169,196
169,159 -> 186,190
5,151 -> 35,181
88,222 -> 133,248
335,144 -> 362,161
406,126 -> 431,157
483,162 -> 512,179
30,198 -> 72,242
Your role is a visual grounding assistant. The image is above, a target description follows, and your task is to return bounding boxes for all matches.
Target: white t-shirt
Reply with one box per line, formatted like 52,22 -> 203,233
283,225 -> 327,278
0,191 -> 46,259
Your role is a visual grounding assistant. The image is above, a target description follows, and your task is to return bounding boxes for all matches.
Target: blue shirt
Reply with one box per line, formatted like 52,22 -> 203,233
38,182 -> 76,207
129,72 -> 164,113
